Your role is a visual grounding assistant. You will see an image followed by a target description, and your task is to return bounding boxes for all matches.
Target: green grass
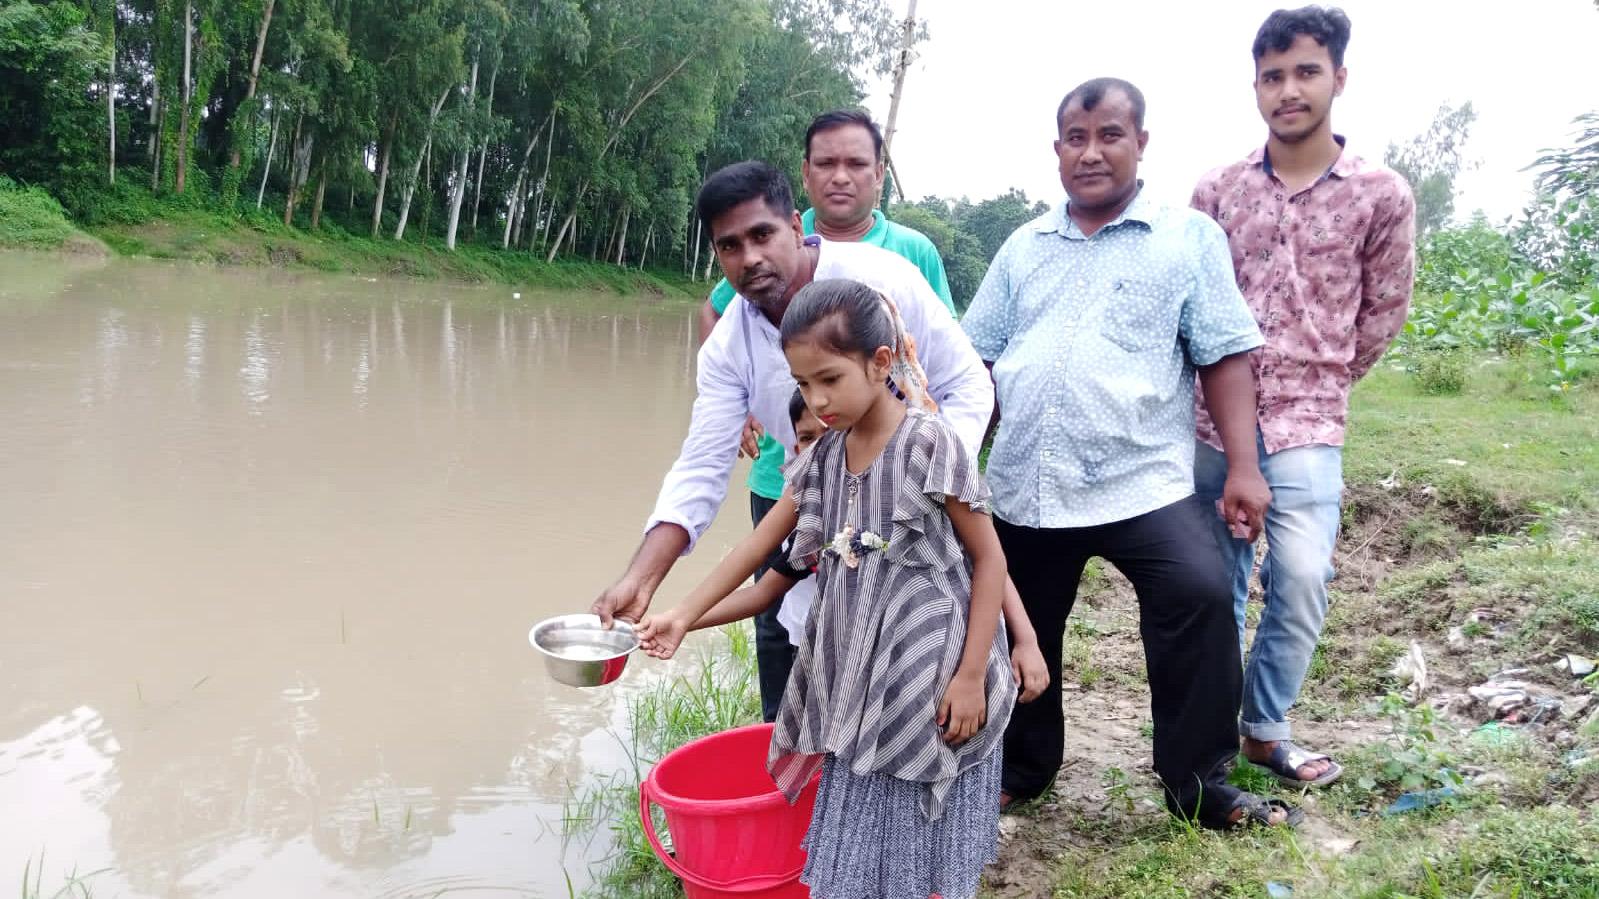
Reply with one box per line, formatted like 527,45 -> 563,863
0,177 -> 95,251
44,170 -> 702,297
1345,361 -> 1599,527
563,624 -> 762,898
1044,805 -> 1599,899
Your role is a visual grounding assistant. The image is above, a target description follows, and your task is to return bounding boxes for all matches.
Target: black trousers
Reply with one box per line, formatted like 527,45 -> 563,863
750,493 -> 797,723
996,494 -> 1244,821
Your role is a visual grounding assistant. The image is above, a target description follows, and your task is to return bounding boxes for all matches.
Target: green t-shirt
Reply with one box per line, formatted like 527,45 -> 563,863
708,208 -> 956,499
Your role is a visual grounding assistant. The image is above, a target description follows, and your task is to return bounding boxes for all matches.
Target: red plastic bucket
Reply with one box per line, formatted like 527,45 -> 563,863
639,722 -> 818,898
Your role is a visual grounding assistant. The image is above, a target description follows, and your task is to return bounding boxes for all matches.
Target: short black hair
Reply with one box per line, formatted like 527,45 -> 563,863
695,161 -> 795,233
804,109 -> 884,161
1253,6 -> 1352,68
1056,77 -> 1146,135
788,387 -> 808,425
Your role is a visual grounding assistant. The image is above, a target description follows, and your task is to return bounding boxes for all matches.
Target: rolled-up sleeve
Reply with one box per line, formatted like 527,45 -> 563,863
644,318 -> 749,554
888,264 -> 994,456
1181,216 -> 1264,367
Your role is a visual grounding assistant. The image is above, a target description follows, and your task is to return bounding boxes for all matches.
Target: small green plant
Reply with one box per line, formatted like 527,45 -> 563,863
1413,348 -> 1469,395
1356,692 -> 1466,795
1102,766 -> 1138,816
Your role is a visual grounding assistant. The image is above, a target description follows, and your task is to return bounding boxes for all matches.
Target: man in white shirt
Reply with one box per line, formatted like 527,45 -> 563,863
590,160 -> 994,631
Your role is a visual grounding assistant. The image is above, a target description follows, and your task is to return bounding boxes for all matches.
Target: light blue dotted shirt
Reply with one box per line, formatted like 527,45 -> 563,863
962,188 -> 1263,529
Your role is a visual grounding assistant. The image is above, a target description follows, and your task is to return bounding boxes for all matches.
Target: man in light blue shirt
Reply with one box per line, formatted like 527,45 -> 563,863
963,78 -> 1298,829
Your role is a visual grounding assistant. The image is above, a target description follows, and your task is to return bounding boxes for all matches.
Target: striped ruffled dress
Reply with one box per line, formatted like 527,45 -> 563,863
772,407 -> 1015,899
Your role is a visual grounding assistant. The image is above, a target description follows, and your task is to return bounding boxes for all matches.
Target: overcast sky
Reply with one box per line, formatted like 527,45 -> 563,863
861,0 -> 1599,223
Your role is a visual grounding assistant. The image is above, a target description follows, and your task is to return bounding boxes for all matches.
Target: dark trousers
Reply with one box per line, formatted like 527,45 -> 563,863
997,494 -> 1244,822
750,493 -> 797,723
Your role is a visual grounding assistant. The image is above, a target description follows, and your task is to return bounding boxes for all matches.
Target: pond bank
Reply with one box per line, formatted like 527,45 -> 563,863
0,177 -> 703,299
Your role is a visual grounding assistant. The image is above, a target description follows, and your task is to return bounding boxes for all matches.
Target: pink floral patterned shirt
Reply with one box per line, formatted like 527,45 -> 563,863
1191,142 -> 1415,453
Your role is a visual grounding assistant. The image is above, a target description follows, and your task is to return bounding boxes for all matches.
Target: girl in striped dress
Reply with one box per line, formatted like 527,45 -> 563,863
638,278 -> 1015,899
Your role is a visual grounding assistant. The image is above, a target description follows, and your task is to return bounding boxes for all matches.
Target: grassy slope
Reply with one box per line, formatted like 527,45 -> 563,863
1015,360 -> 1599,899
7,175 -> 701,298
87,205 -> 702,297
0,179 -> 106,253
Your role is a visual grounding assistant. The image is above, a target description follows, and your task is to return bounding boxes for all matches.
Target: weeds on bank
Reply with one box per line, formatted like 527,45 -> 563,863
562,624 -> 761,898
0,178 -> 84,250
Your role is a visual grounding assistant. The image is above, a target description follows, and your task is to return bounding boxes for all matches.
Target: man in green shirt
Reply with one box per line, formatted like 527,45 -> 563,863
698,108 -> 956,721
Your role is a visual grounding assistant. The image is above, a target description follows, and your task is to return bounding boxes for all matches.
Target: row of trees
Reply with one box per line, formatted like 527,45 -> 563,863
0,0 -> 918,271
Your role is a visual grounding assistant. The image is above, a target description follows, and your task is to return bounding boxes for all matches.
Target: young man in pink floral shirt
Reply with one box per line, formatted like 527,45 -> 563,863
1191,5 -> 1415,788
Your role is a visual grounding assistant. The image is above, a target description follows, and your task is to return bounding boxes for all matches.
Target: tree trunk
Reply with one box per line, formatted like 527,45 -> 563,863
880,0 -> 918,173
230,0 -> 275,169
502,119 -> 548,249
470,64 -> 497,237
591,204 -> 608,260
106,16 -> 115,185
508,185 -> 524,246
882,0 -> 921,203
153,95 -> 168,190
147,79 -> 158,161
614,203 -> 630,266
310,159 -> 327,229
535,187 -> 557,252
444,54 -> 479,251
531,114 -> 555,250
548,210 -> 578,262
256,105 -> 279,209
502,170 -> 525,249
544,51 -> 698,262
282,113 -> 308,226
371,109 -> 396,236
637,222 -> 653,270
394,88 -> 450,241
175,0 -> 192,194
690,214 -> 702,280
418,139 -> 434,238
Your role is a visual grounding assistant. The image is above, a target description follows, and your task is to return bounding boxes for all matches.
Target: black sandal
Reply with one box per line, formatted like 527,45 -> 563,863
1201,793 -> 1304,831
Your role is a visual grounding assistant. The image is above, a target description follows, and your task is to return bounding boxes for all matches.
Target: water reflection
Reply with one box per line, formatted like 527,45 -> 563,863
0,256 -> 747,897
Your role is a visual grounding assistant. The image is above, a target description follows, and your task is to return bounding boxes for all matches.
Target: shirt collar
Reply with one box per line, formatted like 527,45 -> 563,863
1259,134 -> 1354,181
799,207 -> 888,243
1034,182 -> 1156,239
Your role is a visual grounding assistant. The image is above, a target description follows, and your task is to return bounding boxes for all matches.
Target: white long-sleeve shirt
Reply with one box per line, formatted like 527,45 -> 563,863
646,240 -> 994,557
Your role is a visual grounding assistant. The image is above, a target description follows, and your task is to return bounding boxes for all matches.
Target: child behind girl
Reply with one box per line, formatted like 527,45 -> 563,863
654,389 -> 824,632
638,278 -> 1014,899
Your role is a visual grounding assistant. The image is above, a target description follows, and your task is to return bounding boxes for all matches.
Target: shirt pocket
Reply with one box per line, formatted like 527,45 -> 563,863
1099,276 -> 1179,353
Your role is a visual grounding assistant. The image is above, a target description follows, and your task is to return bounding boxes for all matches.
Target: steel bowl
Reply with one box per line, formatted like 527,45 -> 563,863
529,614 -> 638,687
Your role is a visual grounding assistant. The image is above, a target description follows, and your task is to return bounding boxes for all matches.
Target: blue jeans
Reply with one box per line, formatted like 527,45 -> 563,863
1194,435 -> 1343,743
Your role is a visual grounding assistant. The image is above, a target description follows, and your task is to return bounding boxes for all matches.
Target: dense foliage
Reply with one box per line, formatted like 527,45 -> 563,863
1401,116 -> 1599,392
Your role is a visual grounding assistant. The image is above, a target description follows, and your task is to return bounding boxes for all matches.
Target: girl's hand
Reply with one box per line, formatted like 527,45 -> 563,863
1010,638 -> 1050,703
936,671 -> 987,745
636,611 -> 688,660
